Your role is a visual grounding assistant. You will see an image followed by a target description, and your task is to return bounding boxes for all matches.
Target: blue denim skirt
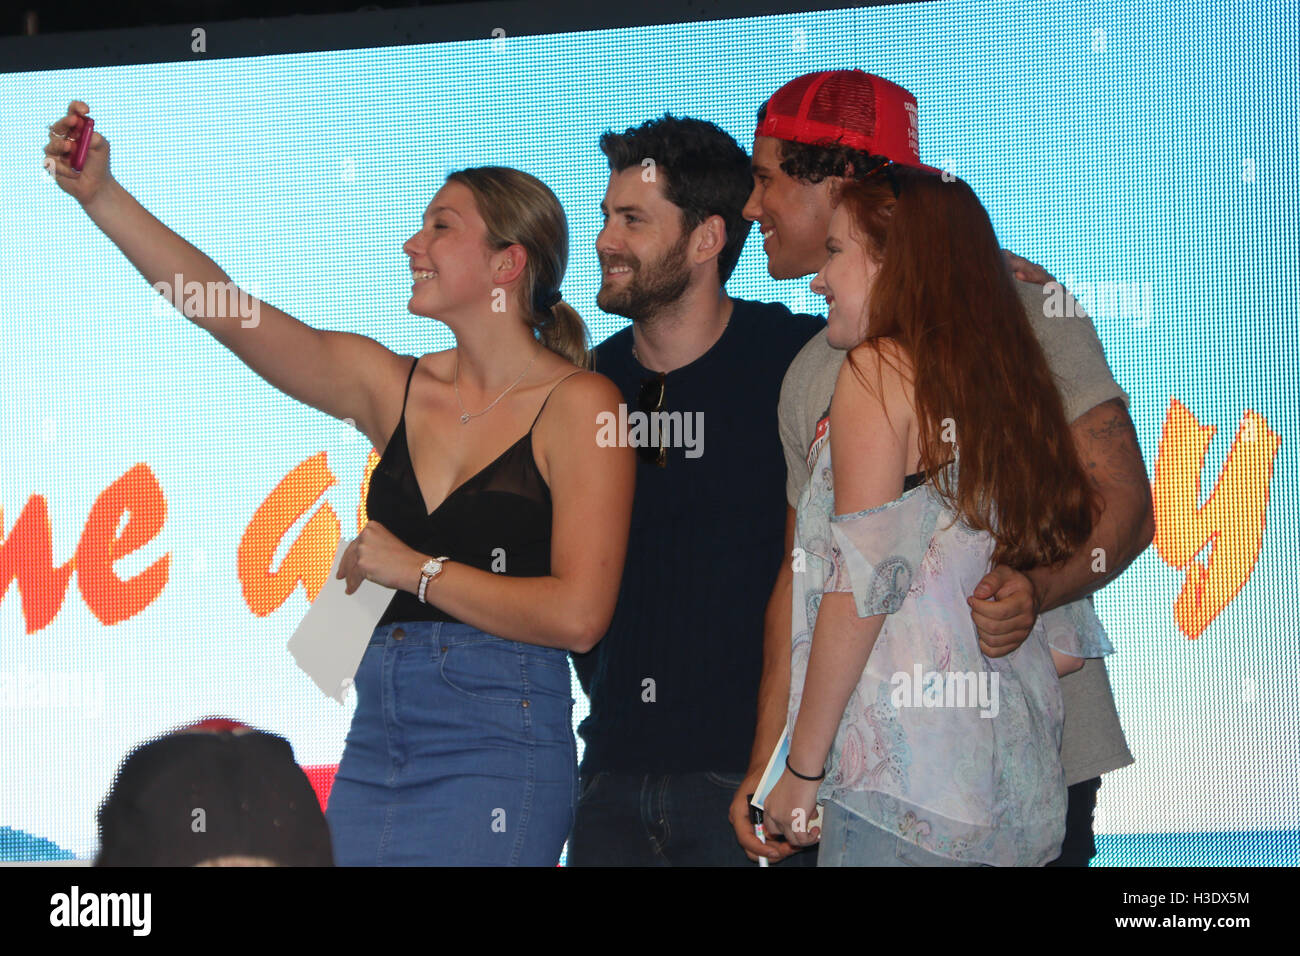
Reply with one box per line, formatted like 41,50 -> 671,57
325,620 -> 577,866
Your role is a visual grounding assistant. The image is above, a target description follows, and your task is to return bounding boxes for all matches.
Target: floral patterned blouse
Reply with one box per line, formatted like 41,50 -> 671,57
790,424 -> 1114,866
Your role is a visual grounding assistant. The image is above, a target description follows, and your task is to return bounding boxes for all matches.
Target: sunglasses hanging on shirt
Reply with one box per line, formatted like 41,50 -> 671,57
636,372 -> 668,468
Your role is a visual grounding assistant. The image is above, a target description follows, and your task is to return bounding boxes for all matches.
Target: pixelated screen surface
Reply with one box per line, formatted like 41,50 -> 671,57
0,0 -> 1295,864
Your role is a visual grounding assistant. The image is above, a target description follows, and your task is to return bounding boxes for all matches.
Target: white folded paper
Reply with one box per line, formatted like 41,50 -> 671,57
751,720 -> 824,832
287,537 -> 395,703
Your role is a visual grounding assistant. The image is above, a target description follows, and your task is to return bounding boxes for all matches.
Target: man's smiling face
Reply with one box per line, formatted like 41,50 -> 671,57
742,135 -> 840,281
596,166 -> 693,321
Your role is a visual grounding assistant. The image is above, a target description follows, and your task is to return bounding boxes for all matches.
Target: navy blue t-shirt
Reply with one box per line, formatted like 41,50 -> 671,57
574,297 -> 825,774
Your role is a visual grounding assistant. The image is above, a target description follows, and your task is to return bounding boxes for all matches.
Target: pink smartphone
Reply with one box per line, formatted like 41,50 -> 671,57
69,115 -> 93,171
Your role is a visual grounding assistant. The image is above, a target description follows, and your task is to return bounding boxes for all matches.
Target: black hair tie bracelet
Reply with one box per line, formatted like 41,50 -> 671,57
785,755 -> 826,781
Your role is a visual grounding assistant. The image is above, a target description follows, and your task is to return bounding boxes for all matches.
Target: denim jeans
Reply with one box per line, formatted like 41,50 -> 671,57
325,620 -> 576,866
567,770 -> 818,866
816,801 -> 992,867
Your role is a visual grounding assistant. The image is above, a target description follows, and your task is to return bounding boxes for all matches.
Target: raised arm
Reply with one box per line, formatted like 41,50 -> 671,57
46,101 -> 402,446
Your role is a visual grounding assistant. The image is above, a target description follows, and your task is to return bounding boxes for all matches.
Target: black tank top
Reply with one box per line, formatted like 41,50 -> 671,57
366,356 -> 581,625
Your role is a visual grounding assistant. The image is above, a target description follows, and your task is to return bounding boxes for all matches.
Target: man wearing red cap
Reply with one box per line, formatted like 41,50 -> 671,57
731,69 -> 1151,866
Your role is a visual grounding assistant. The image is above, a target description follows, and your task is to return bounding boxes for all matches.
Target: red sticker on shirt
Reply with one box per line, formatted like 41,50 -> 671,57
806,407 -> 831,471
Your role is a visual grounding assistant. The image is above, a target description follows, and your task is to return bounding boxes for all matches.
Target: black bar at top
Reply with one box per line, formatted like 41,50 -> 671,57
0,0 -> 922,74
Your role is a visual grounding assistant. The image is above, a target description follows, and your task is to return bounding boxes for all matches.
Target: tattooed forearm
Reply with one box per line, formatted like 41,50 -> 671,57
1077,398 -> 1154,571
1025,398 -> 1156,612
1081,398 -> 1150,491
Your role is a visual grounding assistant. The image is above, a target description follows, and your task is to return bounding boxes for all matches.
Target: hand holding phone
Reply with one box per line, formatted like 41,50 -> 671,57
68,114 -> 94,172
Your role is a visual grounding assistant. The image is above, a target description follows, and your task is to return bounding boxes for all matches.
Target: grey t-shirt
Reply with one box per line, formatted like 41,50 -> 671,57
778,278 -> 1135,785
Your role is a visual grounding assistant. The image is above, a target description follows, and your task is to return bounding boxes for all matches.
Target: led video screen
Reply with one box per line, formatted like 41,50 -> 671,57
1,0 -> 1295,863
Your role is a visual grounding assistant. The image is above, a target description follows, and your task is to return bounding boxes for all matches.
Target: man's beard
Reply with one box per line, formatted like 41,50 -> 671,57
597,232 -> 692,324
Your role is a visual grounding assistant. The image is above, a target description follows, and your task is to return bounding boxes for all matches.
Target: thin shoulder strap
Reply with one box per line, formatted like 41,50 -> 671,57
400,356 -> 419,419
530,369 -> 584,429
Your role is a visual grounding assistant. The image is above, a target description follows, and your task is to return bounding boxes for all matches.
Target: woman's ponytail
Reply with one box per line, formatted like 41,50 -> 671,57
531,296 -> 590,368
446,166 -> 593,370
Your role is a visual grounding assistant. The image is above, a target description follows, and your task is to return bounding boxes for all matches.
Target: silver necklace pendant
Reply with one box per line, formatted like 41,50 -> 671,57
455,347 -> 540,425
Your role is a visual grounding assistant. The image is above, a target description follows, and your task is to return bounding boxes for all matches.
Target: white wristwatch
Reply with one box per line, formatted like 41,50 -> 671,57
417,556 -> 451,604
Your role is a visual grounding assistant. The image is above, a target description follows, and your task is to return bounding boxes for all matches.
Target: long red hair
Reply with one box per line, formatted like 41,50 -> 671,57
837,166 -> 1096,569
